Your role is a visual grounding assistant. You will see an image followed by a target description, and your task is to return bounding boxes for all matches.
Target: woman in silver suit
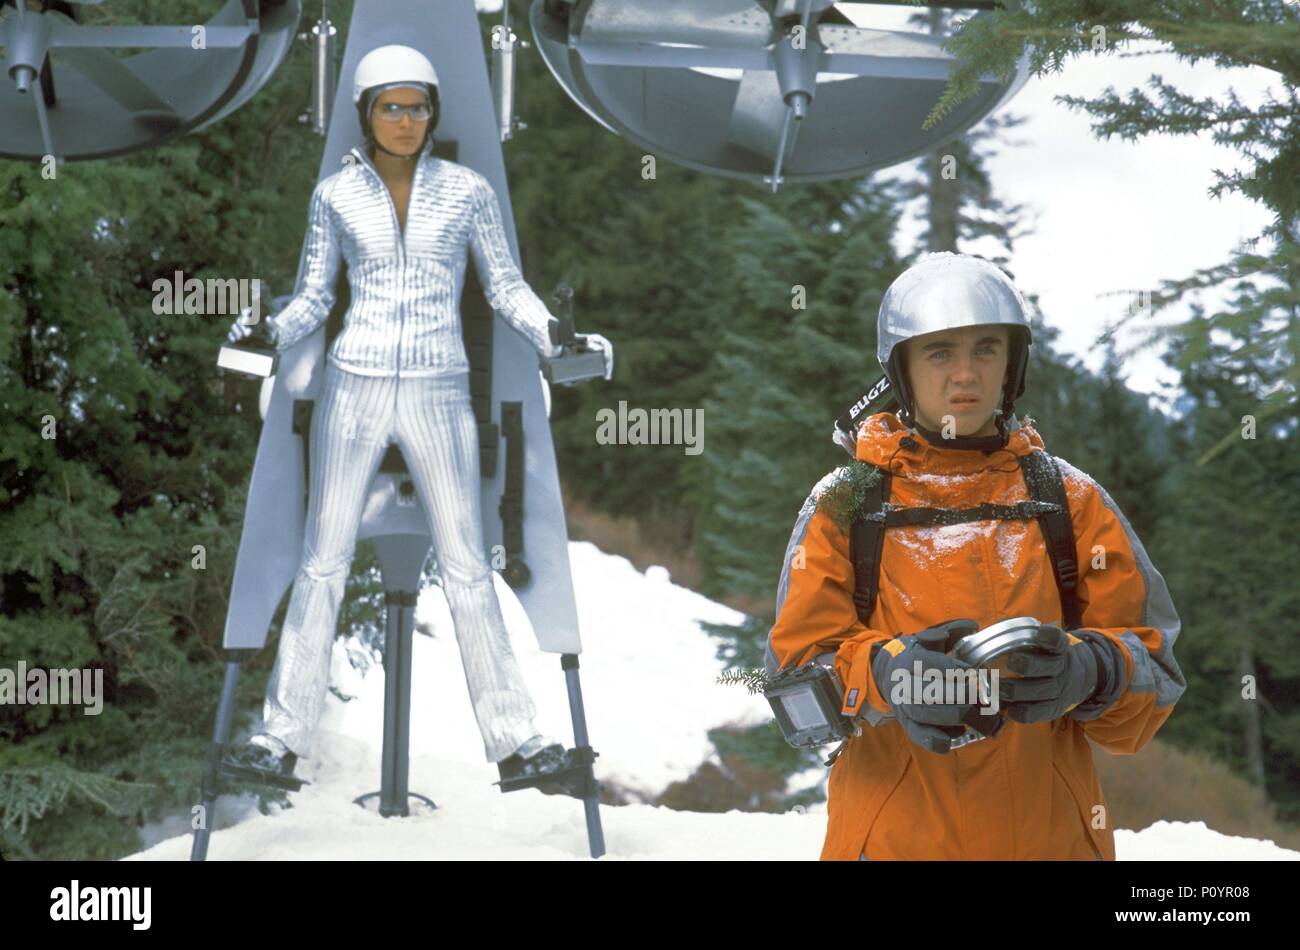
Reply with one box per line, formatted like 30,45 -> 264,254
227,44 -> 611,790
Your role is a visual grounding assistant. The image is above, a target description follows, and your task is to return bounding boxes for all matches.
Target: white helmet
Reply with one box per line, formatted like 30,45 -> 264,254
353,45 -> 441,156
352,44 -> 439,104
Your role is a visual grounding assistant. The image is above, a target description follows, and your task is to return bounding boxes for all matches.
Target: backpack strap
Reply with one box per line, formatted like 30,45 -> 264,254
844,453 -> 1083,632
1018,451 -> 1083,630
848,468 -> 891,625
873,500 -> 1060,527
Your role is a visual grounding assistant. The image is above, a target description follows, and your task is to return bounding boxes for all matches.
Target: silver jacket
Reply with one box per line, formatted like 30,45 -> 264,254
271,145 -> 560,376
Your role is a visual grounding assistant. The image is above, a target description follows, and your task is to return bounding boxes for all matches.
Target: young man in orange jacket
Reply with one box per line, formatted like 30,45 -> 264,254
766,252 -> 1186,860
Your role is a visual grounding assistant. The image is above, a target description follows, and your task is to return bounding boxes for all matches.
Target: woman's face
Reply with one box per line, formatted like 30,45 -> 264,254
370,87 -> 431,158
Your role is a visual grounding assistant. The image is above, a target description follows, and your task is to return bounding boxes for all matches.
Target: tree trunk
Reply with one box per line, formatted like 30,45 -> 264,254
926,8 -> 959,252
1238,642 -> 1266,786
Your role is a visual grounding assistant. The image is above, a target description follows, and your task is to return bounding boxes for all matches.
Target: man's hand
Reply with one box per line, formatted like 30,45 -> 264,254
871,619 -> 988,755
997,624 -> 1108,724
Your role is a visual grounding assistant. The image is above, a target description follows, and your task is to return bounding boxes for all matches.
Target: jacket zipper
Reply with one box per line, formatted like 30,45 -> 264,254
356,147 -> 414,380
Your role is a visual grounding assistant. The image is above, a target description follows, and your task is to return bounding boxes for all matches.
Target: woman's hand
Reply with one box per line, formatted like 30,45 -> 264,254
227,306 -> 279,347
580,332 -> 614,381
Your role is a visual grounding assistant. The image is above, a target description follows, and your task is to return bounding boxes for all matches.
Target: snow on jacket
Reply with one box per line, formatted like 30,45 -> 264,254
269,145 -> 558,376
765,411 -> 1186,860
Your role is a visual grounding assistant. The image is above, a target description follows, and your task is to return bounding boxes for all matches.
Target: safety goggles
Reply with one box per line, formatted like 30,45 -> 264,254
372,101 -> 433,123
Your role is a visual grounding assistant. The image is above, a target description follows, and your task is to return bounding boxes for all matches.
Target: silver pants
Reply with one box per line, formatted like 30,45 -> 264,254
260,361 -> 540,763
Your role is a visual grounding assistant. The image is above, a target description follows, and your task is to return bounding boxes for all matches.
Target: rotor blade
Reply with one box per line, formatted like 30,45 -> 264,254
821,4 -> 855,26
580,0 -> 773,51
576,41 -> 772,71
819,23 -> 1001,82
53,46 -> 181,121
725,68 -> 788,158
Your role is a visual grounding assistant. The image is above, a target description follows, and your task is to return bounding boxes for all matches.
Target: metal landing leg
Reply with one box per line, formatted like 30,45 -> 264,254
353,587 -> 436,817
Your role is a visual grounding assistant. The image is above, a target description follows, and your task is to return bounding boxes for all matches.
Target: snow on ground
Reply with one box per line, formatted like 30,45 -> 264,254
128,541 -> 1298,860
132,730 -> 822,861
321,540 -> 774,796
1115,822 -> 1297,861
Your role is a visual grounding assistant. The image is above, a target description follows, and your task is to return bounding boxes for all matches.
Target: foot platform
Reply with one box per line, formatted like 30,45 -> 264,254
494,745 -> 599,799
218,754 -> 309,793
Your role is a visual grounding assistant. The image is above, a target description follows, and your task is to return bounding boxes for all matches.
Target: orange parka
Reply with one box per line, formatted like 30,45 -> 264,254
766,412 -> 1185,860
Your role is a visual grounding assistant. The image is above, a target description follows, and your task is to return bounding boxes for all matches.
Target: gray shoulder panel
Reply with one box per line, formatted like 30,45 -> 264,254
1055,457 -> 1186,708
764,489 -> 821,678
763,472 -> 894,729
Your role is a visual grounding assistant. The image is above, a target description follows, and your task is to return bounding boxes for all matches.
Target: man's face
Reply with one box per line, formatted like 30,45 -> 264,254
901,324 -> 1010,438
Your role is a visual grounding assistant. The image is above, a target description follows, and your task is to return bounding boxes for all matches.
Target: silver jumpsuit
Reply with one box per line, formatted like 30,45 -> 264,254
259,145 -> 560,763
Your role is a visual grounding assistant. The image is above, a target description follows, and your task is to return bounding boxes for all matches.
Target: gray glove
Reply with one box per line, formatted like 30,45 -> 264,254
998,624 -> 1123,724
871,619 -> 994,755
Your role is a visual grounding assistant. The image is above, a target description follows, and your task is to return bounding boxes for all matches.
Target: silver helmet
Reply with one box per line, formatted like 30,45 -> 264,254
876,252 -> 1033,426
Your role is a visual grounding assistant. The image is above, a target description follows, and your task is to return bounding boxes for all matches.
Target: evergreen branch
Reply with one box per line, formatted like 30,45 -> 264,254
716,668 -> 771,696
1137,17 -> 1300,74
1196,387 -> 1295,466
0,828 -> 39,861
0,763 -> 156,837
920,4 -> 1300,130
814,461 -> 884,534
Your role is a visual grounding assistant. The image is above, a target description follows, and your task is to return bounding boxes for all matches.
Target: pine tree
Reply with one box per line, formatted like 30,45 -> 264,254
931,0 -> 1300,437
0,0 -> 383,858
685,181 -> 906,619
502,26 -> 752,537
1153,314 -> 1300,821
1053,342 -> 1171,541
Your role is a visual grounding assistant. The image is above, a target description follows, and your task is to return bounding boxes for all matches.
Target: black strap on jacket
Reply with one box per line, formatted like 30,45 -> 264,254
1018,451 -> 1083,630
848,470 -> 891,628
869,500 -> 1061,527
847,451 -> 1082,631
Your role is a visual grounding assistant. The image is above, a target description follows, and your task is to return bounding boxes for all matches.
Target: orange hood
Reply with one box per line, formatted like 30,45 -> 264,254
853,411 -> 1047,474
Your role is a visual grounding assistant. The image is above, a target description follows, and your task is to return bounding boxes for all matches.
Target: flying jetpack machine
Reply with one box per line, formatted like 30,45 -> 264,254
0,0 -> 1033,861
